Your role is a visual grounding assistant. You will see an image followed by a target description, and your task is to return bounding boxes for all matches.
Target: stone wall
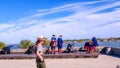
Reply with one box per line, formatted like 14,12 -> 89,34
111,47 -> 120,56
96,46 -> 120,56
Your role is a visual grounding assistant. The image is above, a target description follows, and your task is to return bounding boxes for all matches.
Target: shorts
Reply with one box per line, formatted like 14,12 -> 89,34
58,47 -> 62,49
90,46 -> 95,50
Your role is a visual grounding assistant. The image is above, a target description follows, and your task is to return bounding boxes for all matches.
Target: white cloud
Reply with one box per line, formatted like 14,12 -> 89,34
0,24 -> 15,32
0,0 -> 120,44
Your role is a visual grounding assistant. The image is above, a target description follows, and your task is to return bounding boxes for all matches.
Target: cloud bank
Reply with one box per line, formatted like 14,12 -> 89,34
0,0 -> 120,44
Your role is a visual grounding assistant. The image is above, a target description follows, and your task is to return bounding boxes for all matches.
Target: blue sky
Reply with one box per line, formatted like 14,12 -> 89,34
0,0 -> 120,44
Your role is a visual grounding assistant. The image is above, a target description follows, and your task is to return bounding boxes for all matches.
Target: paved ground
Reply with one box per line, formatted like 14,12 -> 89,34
0,55 -> 120,68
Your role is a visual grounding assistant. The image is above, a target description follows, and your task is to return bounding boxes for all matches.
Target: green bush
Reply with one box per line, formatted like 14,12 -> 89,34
0,42 -> 5,49
43,38 -> 50,46
18,39 -> 33,49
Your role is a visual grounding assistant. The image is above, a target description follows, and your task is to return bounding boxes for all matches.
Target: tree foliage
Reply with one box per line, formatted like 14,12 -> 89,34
18,39 -> 33,49
43,38 -> 50,46
0,41 -> 5,49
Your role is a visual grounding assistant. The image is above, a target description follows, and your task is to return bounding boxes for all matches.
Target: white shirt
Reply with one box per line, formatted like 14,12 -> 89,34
37,44 -> 43,55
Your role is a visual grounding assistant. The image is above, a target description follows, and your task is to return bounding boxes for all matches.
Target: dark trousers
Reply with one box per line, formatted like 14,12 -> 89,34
51,46 -> 56,54
36,57 -> 46,68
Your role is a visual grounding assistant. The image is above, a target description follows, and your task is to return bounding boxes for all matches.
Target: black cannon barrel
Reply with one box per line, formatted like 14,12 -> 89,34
0,45 -> 13,54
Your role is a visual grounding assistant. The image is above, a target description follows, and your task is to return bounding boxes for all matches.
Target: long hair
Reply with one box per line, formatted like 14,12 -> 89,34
34,39 -> 44,54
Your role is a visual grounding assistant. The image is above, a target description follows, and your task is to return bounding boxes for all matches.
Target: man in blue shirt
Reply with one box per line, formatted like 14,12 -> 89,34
92,37 -> 98,47
57,35 -> 63,54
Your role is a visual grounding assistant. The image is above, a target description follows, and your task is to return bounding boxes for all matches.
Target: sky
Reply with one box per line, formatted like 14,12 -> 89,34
0,0 -> 120,44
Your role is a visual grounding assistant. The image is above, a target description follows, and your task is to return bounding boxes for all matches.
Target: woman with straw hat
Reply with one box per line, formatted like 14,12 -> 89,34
35,35 -> 46,68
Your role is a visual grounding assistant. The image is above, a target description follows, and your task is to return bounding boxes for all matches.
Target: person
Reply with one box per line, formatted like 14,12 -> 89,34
89,40 -> 95,54
92,37 -> 98,53
92,37 -> 98,47
84,40 -> 95,54
50,34 -> 56,54
84,41 -> 90,53
57,35 -> 63,54
35,35 -> 46,68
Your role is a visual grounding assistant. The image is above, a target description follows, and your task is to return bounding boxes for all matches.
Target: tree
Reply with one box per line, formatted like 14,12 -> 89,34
18,39 -> 33,49
0,41 -> 5,49
43,38 -> 50,47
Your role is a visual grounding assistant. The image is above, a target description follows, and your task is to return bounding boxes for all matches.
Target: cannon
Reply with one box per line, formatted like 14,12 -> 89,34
63,43 -> 75,53
24,45 -> 35,54
45,46 -> 51,54
66,43 -> 73,53
0,45 -> 13,54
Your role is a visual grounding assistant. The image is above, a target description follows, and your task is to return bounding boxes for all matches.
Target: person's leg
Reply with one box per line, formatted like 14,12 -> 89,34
58,47 -> 60,54
36,58 -> 46,68
88,46 -> 90,54
53,46 -> 56,54
36,58 -> 40,68
58,47 -> 62,54
39,62 -> 46,68
91,46 -> 95,54
86,46 -> 90,53
84,46 -> 89,53
37,62 -> 46,68
60,47 -> 62,53
51,46 -> 54,54
94,46 -> 98,53
92,46 -> 95,54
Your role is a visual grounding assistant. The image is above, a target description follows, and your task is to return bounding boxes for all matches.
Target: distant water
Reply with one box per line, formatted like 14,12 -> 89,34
7,44 -> 20,49
63,41 -> 120,48
7,41 -> 120,49
98,41 -> 120,48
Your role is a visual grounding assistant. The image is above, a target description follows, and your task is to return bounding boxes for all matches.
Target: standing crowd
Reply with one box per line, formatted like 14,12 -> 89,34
50,34 -> 63,54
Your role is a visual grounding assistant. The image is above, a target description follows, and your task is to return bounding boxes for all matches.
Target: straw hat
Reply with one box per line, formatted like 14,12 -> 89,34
37,35 -> 44,39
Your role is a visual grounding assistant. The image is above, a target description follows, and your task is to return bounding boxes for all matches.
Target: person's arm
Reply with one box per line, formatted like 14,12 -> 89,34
36,51 -> 44,62
61,38 -> 64,44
